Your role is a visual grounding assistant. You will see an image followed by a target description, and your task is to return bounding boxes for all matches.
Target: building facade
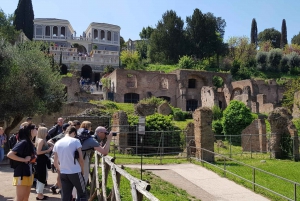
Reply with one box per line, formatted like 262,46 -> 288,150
33,18 -> 121,82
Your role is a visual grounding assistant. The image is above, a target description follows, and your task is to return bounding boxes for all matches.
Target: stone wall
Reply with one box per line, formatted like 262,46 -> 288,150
201,87 -> 216,108
241,119 -> 267,152
256,94 -> 274,114
111,111 -> 129,150
193,107 -> 214,162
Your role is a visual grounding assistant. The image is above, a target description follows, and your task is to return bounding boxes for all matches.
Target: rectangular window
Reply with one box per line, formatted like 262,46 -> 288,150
188,79 -> 196,88
114,32 -> 118,42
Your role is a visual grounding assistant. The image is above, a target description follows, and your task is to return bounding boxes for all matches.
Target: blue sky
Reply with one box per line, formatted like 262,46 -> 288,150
1,0 -> 300,43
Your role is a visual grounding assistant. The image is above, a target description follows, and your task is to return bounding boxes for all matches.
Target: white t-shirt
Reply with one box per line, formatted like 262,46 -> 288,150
53,136 -> 82,174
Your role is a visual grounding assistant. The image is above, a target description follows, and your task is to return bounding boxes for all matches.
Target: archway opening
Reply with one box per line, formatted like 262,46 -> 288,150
124,93 -> 139,103
186,99 -> 198,111
81,65 -> 92,82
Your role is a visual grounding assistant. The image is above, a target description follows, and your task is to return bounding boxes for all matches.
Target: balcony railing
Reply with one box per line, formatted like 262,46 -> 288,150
53,55 -> 119,65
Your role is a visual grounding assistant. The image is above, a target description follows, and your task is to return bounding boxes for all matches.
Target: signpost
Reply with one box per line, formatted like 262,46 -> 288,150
139,116 -> 145,180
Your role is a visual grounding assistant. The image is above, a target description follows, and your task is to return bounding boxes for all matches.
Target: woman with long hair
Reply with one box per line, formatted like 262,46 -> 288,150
7,123 -> 37,201
35,126 -> 52,200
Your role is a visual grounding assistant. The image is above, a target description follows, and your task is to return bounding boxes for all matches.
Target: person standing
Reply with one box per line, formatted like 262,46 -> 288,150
35,126 -> 53,200
0,127 -> 7,163
99,80 -> 103,91
53,126 -> 86,201
95,81 -> 99,91
47,117 -> 64,140
7,124 -> 37,201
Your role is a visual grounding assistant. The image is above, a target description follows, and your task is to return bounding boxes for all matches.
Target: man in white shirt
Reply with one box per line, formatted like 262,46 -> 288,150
53,126 -> 86,201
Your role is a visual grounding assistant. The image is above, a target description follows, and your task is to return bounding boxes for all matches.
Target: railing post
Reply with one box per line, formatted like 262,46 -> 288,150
294,183 -> 297,201
201,148 -> 203,166
230,135 -> 232,158
223,156 -> 226,178
250,134 -> 252,159
253,168 -> 256,192
160,132 -> 164,165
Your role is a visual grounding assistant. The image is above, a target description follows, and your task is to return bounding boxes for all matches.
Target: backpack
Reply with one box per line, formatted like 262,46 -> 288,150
8,133 -> 18,150
75,128 -> 91,144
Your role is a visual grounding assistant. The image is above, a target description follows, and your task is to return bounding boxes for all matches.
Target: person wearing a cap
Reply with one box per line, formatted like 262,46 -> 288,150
73,125 -> 112,196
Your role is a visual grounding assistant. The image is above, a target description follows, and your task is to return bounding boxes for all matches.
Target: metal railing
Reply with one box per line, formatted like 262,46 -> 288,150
193,147 -> 300,201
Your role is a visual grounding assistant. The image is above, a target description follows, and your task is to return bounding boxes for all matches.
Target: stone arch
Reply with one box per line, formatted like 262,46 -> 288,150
186,99 -> 198,111
158,96 -> 171,103
231,87 -> 243,100
60,64 -> 68,75
124,93 -> 139,103
187,74 -> 207,88
81,65 -> 92,79
61,26 -> 66,37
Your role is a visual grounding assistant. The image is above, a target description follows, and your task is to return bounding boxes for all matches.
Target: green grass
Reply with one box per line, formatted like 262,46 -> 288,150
146,64 -> 179,73
99,166 -> 200,201
174,119 -> 193,130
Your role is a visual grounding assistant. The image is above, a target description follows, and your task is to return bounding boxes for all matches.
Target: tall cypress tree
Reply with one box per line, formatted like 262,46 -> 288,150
250,18 -> 258,48
13,0 -> 34,40
281,19 -> 287,48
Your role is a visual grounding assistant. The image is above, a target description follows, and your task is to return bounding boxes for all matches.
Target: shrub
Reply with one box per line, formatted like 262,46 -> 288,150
256,51 -> 268,71
213,76 -> 224,88
139,96 -> 165,106
212,119 -> 224,138
173,110 -> 185,121
288,52 -> 300,70
178,55 -> 195,69
183,111 -> 193,119
292,118 -> 300,132
267,48 -> 282,72
222,100 -> 254,144
212,105 -> 223,120
280,55 -> 289,73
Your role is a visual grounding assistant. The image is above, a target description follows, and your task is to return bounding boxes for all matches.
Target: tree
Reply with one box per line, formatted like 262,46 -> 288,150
119,36 -> 126,50
250,18 -> 258,48
178,55 -> 195,69
267,48 -> 282,72
0,9 -> 19,44
291,32 -> 300,45
281,19 -> 288,49
282,77 -> 300,111
148,10 -> 186,64
13,0 -> 34,40
256,51 -> 268,71
120,50 -> 141,70
135,40 -> 148,60
221,100 -> 254,144
185,9 -> 226,60
258,28 -> 281,48
0,41 -> 65,135
139,26 -> 154,40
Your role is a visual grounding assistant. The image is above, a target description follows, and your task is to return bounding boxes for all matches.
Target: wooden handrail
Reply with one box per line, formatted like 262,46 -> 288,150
90,151 -> 159,201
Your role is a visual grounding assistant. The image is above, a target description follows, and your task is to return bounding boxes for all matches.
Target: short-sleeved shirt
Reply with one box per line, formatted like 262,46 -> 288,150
81,137 -> 99,151
53,136 -> 82,174
12,140 -> 33,177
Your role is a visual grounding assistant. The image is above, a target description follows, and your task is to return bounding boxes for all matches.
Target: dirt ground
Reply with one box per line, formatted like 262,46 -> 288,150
0,164 -> 61,201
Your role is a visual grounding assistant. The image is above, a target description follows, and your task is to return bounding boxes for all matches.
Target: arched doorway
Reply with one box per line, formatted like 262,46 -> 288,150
124,93 -> 139,103
158,96 -> 171,103
60,64 -> 68,75
186,99 -> 198,111
81,65 -> 92,81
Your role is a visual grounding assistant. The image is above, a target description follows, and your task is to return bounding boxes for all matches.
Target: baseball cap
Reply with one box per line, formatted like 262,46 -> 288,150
95,126 -> 107,133
62,123 -> 70,131
72,120 -> 81,126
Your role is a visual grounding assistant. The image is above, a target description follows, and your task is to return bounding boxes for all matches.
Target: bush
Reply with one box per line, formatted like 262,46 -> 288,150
183,111 -> 193,119
173,110 -> 185,121
212,120 -> 224,136
280,55 -> 289,73
292,118 -> 300,132
139,96 -> 165,106
267,48 -> 282,72
178,55 -> 195,69
213,76 -> 224,88
256,51 -> 268,71
212,105 -> 223,120
288,52 -> 300,70
222,100 -> 254,144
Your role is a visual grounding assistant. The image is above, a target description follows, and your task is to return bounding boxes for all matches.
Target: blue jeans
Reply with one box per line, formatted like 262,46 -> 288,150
0,146 -> 4,162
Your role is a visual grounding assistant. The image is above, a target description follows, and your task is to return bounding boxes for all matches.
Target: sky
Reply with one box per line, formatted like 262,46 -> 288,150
1,0 -> 300,43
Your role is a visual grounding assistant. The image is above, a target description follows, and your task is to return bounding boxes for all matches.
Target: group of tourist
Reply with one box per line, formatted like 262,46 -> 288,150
2,117 -> 113,201
79,77 -> 103,94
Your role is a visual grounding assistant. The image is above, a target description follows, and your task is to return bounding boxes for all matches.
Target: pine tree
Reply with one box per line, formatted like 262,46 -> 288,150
250,18 -> 258,48
281,19 -> 288,48
13,0 -> 34,40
